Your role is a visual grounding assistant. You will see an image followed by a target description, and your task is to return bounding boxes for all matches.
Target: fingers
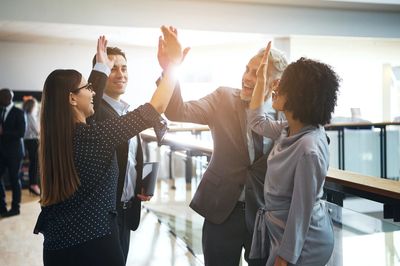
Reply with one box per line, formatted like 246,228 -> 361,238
97,35 -> 107,52
161,25 -> 178,42
169,26 -> 177,35
158,36 -> 163,51
261,41 -> 272,65
104,37 -> 108,51
182,47 -> 191,62
160,25 -> 171,41
137,194 -> 152,201
159,25 -> 183,66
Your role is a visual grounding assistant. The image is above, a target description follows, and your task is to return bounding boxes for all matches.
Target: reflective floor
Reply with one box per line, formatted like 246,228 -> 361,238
0,189 -> 201,266
2,127 -> 400,265
1,177 -> 399,266
144,176 -> 400,266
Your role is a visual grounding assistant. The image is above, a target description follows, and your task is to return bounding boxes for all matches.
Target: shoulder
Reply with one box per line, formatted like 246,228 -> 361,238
215,86 -> 240,97
12,107 -> 25,117
298,126 -> 328,156
212,87 -> 242,107
98,100 -> 118,120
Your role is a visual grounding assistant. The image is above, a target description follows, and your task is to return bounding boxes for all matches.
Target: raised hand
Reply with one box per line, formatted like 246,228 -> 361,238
249,41 -> 272,110
256,41 -> 272,95
96,35 -> 115,70
158,26 -> 190,71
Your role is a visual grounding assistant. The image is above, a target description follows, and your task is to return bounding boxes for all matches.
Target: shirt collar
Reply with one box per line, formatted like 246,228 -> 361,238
5,102 -> 14,112
103,94 -> 130,115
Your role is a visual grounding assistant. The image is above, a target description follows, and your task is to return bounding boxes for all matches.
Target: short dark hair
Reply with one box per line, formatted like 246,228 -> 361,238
92,47 -> 126,68
0,88 -> 13,106
280,57 -> 340,126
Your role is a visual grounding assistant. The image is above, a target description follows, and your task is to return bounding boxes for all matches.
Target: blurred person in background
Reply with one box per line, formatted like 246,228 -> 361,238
23,97 -> 40,196
0,88 -> 26,217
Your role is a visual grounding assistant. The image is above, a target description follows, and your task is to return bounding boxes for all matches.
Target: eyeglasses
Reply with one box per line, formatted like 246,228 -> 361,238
70,83 -> 93,93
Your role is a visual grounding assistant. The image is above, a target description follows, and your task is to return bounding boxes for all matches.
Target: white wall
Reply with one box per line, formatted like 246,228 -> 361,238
0,40 -> 163,108
289,36 -> 400,121
2,34 -> 400,122
0,38 -> 269,108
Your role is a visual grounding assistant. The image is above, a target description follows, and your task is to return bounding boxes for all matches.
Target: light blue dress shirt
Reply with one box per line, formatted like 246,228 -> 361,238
103,94 -> 138,202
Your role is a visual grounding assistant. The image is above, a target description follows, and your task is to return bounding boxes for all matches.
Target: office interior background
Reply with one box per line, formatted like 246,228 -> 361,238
1,0 -> 400,265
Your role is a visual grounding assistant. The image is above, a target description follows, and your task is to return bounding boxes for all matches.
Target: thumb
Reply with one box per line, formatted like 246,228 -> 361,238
107,56 -> 116,69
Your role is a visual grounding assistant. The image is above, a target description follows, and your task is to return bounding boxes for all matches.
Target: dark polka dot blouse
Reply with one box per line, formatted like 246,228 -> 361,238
34,103 -> 165,250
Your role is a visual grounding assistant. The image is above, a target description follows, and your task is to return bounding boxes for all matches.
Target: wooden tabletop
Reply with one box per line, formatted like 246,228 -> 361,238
326,168 -> 400,200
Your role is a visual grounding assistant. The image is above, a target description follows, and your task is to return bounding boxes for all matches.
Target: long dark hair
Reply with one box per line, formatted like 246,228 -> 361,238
40,69 -> 82,206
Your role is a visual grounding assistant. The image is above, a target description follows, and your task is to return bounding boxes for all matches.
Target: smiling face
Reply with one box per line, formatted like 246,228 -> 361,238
240,55 -> 262,101
70,77 -> 96,121
105,54 -> 128,100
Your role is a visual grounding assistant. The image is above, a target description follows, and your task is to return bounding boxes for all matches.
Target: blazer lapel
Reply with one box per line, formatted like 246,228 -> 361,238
102,100 -> 119,118
235,96 -> 250,164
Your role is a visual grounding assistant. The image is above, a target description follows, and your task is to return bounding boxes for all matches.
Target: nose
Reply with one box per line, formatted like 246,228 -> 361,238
115,68 -> 125,77
92,91 -> 96,96
243,72 -> 251,83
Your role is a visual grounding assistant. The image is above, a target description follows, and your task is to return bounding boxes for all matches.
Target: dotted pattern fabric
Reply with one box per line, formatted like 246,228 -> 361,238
36,104 -> 165,250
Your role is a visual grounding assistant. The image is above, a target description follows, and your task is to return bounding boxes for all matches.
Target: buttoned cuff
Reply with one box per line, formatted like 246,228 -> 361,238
93,63 -> 111,76
139,103 -> 168,145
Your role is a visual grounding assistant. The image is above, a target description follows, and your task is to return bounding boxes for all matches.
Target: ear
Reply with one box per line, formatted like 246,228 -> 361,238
69,92 -> 78,106
271,78 -> 280,88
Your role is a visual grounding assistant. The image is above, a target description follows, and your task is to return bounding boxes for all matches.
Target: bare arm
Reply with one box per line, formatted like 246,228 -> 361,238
149,25 -> 183,114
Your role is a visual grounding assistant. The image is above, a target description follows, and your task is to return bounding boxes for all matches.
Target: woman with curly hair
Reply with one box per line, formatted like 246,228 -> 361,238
248,42 -> 340,266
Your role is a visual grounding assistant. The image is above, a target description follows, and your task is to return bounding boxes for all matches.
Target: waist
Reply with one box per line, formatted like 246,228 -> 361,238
235,201 -> 245,209
119,198 -> 135,210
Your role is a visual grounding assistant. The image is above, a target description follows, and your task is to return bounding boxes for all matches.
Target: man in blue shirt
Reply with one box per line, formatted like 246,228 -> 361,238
91,47 -> 152,263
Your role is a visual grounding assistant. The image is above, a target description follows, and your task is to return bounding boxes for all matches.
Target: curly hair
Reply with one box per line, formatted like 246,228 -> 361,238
279,57 -> 340,126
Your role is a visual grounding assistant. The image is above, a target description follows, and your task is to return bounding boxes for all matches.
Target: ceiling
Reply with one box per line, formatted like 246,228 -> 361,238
0,21 -> 270,47
203,0 -> 400,11
0,0 -> 399,47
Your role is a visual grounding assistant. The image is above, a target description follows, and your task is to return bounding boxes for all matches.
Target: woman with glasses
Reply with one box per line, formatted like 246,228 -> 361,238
34,26 -> 182,266
247,42 -> 339,266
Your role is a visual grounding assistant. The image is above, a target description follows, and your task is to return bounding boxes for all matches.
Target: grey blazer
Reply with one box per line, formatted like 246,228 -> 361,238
165,85 -> 272,231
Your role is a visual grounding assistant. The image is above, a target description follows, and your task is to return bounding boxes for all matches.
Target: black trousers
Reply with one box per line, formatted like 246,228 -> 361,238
202,202 -> 267,266
24,139 -> 39,186
116,207 -> 131,264
0,154 -> 22,211
43,218 -> 124,266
